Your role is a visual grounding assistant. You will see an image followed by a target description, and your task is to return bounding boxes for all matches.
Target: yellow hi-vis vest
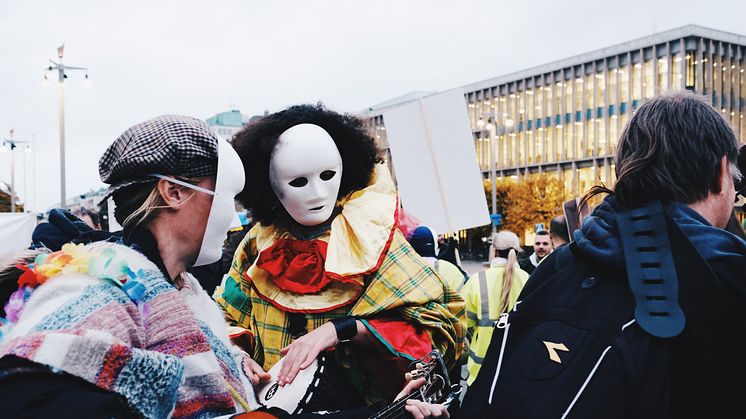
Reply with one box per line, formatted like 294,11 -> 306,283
462,264 -> 528,385
432,259 -> 467,295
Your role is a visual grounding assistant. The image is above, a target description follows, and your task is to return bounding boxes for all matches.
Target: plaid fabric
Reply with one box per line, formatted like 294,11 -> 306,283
99,115 -> 219,199
214,227 -> 466,386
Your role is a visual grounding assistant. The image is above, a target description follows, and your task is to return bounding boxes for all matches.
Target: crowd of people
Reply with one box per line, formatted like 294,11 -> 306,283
0,91 -> 743,418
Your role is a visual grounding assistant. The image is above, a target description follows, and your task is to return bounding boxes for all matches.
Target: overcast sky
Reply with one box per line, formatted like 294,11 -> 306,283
1,0 -> 744,211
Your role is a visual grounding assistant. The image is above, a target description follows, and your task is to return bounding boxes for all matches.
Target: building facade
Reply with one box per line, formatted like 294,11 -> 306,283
205,109 -> 251,139
363,25 -> 745,199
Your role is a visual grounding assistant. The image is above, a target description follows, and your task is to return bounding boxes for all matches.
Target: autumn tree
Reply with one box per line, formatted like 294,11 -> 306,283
502,174 -> 566,235
467,174 -> 566,251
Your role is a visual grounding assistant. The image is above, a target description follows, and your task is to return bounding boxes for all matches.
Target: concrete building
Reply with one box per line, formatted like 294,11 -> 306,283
362,25 -> 745,199
205,109 -> 252,139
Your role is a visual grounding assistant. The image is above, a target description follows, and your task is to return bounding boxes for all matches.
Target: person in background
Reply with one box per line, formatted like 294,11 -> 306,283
549,214 -> 570,248
461,230 -> 528,385
73,207 -> 102,230
518,230 -> 552,275
408,225 -> 467,293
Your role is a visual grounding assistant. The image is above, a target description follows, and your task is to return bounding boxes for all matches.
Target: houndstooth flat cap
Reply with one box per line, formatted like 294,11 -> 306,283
99,115 -> 219,200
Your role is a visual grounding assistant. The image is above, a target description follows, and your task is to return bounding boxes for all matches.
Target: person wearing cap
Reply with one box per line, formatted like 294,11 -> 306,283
0,115 -> 258,417
213,104 -> 465,411
407,225 -> 467,294
461,230 -> 528,385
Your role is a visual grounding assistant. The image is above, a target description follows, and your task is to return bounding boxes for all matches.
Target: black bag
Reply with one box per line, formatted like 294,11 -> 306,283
461,203 -> 746,419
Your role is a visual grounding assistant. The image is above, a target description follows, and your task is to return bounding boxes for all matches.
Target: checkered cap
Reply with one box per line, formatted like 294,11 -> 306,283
99,115 -> 219,200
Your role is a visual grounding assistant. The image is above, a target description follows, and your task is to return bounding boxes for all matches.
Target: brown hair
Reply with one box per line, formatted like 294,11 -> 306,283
584,91 -> 739,208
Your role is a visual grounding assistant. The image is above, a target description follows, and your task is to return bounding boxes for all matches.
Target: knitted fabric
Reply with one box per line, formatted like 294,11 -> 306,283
0,242 -> 250,418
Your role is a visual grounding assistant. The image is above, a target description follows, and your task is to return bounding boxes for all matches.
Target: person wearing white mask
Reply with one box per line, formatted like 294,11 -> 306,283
0,115 -> 259,417
214,104 -> 465,414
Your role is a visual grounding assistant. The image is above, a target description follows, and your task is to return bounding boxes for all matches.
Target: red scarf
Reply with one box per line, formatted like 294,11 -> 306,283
256,239 -> 331,294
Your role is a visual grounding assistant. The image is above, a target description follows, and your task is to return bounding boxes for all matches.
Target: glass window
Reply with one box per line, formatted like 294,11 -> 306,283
632,63 -> 642,101
713,58 -> 719,99
609,69 -> 618,105
565,81 -> 573,115
585,118 -> 594,157
657,58 -> 669,91
519,91 -> 526,124
563,168 -> 574,197
596,72 -> 606,107
475,138 -> 483,169
644,60 -> 655,98
609,116 -> 618,155
536,129 -> 544,163
555,126 -> 563,161
585,74 -> 594,109
619,67 -> 629,104
597,119 -> 606,156
509,134 -> 516,167
575,122 -> 584,159
673,54 -> 683,89
578,167 -> 596,197
546,124 -> 555,163
518,130 -> 525,166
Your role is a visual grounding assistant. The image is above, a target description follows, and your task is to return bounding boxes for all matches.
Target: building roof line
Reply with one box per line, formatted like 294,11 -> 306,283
462,24 -> 746,94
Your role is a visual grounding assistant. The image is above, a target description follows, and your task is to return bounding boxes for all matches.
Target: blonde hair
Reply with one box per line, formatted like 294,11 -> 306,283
499,248 -> 518,314
116,177 -> 204,230
121,187 -> 167,229
490,230 -> 521,314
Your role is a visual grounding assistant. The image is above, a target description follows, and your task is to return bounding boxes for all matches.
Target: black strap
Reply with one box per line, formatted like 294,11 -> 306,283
617,201 -> 685,338
288,313 -> 308,339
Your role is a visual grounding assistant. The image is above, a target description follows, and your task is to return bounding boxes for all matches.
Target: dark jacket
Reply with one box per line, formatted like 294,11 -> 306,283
463,197 -> 746,418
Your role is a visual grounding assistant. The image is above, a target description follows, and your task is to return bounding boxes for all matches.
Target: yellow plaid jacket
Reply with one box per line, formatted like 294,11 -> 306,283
215,226 -> 465,371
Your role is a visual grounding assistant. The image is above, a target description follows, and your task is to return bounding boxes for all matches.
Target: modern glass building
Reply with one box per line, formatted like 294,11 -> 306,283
363,25 -> 745,199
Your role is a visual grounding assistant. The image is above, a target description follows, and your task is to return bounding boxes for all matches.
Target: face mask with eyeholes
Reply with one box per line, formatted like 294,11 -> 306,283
269,124 -> 343,227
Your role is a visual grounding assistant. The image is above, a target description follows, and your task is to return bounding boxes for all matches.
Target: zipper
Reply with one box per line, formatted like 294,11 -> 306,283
494,312 -> 509,328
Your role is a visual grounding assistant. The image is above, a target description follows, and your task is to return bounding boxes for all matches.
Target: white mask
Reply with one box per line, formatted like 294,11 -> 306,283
269,124 -> 343,227
152,137 -> 245,267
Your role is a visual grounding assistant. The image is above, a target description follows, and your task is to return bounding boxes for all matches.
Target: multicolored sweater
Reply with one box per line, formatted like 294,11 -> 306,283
0,242 -> 256,418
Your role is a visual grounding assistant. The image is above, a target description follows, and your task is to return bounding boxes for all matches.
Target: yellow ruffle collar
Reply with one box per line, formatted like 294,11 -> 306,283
247,163 -> 398,313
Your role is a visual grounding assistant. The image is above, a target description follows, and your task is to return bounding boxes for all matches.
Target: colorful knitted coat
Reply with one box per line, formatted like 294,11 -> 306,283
0,242 -> 255,418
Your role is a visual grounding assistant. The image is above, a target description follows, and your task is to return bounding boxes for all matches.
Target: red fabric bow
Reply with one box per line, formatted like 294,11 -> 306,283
256,239 -> 331,294
16,263 -> 40,288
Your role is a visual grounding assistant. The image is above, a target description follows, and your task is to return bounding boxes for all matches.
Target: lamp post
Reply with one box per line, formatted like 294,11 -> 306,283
45,44 -> 88,209
1,130 -> 31,212
478,115 -> 513,234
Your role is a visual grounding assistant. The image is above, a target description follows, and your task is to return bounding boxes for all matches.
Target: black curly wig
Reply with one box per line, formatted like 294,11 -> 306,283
232,103 -> 379,226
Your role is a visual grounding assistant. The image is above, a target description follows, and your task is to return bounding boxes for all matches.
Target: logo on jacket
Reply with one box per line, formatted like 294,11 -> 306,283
542,341 -> 569,363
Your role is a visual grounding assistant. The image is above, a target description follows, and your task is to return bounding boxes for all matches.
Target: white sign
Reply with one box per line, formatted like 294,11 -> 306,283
0,213 -> 36,255
382,89 -> 490,234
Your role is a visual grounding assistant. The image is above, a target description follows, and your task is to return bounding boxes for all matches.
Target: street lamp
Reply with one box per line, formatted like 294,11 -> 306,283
1,129 -> 31,212
45,44 -> 88,209
481,114 -> 514,234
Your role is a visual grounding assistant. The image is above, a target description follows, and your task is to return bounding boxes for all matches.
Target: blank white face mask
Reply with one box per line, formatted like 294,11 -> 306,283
269,124 -> 343,227
151,137 -> 245,267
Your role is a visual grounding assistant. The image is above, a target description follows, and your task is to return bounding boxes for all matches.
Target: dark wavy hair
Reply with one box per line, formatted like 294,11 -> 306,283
232,103 -> 379,226
585,91 -> 739,209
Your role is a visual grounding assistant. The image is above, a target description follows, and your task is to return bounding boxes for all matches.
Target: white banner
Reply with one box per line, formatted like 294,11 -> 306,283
382,89 -> 490,235
0,213 -> 36,255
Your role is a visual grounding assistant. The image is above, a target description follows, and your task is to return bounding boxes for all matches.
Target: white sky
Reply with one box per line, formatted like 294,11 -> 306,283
1,0 -> 744,211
